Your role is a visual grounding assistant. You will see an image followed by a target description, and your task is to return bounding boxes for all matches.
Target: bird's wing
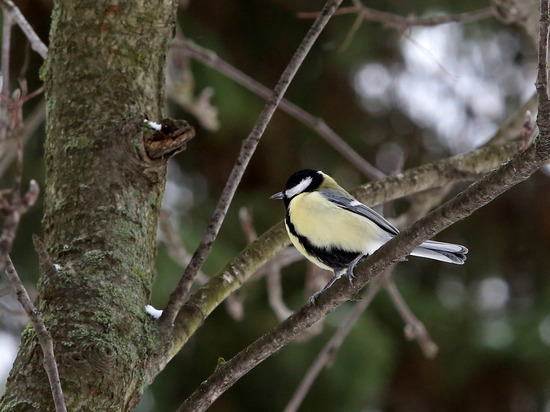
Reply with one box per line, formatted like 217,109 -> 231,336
321,190 -> 400,236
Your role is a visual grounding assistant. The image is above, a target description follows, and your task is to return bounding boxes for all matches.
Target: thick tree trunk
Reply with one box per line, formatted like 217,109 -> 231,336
0,1 -> 176,410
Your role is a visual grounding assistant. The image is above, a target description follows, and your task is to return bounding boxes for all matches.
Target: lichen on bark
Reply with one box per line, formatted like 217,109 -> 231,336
0,1 -> 178,410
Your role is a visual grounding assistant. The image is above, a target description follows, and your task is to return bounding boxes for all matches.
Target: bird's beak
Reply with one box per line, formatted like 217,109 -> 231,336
270,191 -> 284,200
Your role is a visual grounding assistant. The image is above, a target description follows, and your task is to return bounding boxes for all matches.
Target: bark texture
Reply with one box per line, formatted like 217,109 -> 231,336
0,1 -> 176,410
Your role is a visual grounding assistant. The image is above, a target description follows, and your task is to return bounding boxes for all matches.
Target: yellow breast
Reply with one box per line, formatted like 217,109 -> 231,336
287,192 -> 387,254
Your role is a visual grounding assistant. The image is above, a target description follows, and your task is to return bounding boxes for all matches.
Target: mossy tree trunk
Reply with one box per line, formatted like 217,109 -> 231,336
0,0 -> 177,410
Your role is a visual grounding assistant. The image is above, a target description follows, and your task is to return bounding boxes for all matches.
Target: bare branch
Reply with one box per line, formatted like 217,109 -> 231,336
350,140 -> 521,204
0,99 -> 45,177
178,130 -> 547,411
298,4 -> 494,30
172,40 -> 384,180
0,8 -> 14,143
160,136 -> 523,373
224,293 -> 245,321
284,269 -> 389,412
178,36 -> 550,403
0,179 -> 39,274
159,0 -> 345,330
4,256 -> 66,412
0,0 -> 48,59
537,0 -> 550,105
239,207 -> 294,321
250,247 -> 304,281
238,206 -> 257,243
266,263 -> 293,321
32,235 -> 59,279
287,185 -> 449,408
1,9 -> 13,96
157,83 -> 529,377
385,279 -> 438,358
520,110 -> 537,151
158,210 -> 208,285
337,12 -> 365,52
487,94 -> 538,145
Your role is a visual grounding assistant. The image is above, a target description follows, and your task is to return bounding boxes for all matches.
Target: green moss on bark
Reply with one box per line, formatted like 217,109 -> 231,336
0,1 -> 178,411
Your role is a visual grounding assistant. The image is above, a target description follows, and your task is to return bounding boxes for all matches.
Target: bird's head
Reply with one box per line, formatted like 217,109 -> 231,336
270,169 -> 338,207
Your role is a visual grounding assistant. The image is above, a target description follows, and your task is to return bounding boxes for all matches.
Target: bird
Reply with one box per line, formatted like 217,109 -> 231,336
270,169 -> 468,301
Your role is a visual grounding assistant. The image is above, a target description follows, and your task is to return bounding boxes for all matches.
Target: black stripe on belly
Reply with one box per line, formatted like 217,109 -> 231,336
286,215 -> 360,272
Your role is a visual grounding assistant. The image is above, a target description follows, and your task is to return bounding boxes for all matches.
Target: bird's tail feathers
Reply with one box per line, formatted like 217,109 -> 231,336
410,240 -> 468,265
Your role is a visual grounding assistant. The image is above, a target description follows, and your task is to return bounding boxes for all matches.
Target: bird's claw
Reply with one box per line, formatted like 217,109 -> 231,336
309,290 -> 323,304
345,266 -> 356,283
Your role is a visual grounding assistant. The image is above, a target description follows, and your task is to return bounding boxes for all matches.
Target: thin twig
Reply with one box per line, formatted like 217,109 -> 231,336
4,256 -> 66,412
172,40 -> 384,180
159,0 -> 345,330
337,12 -> 365,52
224,292 -> 245,321
250,247 -> 304,281
520,110 -> 536,151
266,262 -> 293,321
238,207 -> 257,243
0,180 -> 39,275
163,138 -> 524,372
298,5 -> 494,30
0,8 -> 14,143
305,4 -> 494,51
1,9 -> 13,96
158,210 -> 208,285
284,269 -> 389,412
0,0 -> 48,59
178,139 -> 547,412
32,235 -> 60,280
178,55 -> 550,408
0,99 -> 45,177
239,207 -> 293,321
385,279 -> 438,358
537,0 -> 550,105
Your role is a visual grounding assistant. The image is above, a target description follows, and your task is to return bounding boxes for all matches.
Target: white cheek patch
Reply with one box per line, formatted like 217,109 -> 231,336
285,176 -> 313,198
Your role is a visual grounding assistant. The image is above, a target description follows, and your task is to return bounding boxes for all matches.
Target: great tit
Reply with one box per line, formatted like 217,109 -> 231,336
270,169 -> 468,300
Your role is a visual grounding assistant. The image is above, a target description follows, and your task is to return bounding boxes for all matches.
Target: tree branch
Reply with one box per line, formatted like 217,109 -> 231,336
285,185 -> 451,410
4,256 -> 66,412
178,127 -> 547,412
284,269 -> 389,412
159,0 -> 345,330
156,136 -> 522,371
172,40 -> 384,180
170,140 -> 529,409
385,279 -> 438,358
177,6 -> 550,399
158,209 -> 209,285
1,9 -> 13,96
0,0 -> 48,59
299,3 -> 494,52
156,56 -> 536,389
298,4 -> 494,30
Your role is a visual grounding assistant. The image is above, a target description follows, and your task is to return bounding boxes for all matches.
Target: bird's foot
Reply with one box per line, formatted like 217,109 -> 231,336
309,290 -> 323,304
345,253 -> 367,284
308,274 -> 338,304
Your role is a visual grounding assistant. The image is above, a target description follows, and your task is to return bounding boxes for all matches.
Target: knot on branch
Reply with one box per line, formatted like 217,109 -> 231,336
143,119 -> 195,161
84,342 -> 117,373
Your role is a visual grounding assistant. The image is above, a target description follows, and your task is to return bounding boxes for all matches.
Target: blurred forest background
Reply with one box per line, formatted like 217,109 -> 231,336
1,0 -> 550,411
